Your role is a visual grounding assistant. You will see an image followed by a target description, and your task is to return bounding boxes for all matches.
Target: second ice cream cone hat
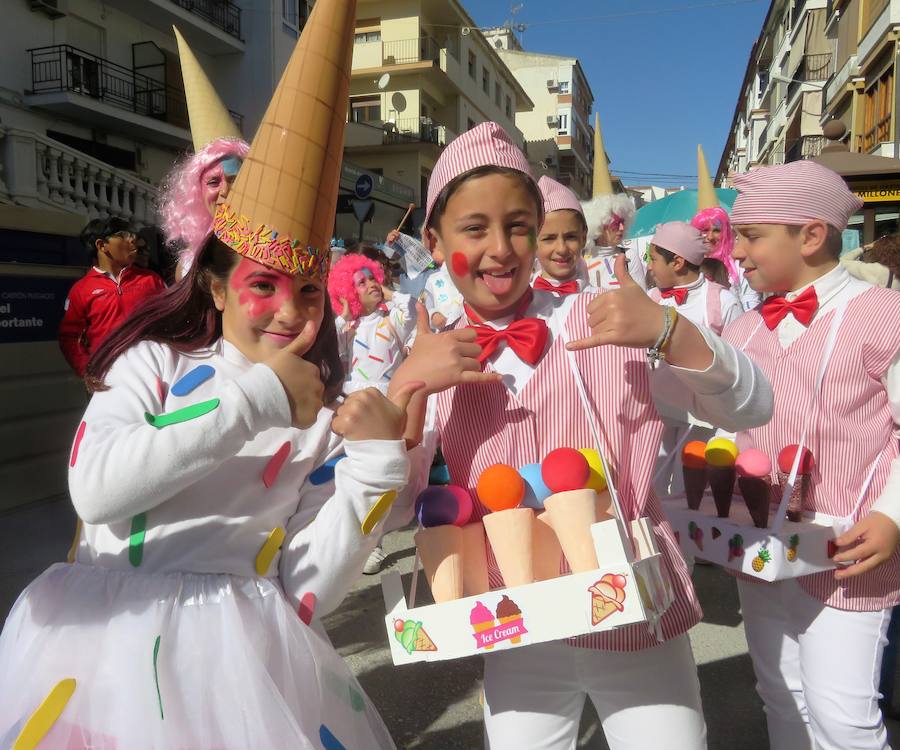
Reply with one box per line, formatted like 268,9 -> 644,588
211,0 -> 357,280
582,112 -> 634,241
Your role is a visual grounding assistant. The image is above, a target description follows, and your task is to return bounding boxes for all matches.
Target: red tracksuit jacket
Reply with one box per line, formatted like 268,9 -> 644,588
58,266 -> 166,376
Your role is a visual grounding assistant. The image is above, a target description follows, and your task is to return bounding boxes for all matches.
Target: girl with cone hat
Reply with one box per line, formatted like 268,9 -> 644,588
581,112 -> 647,291
160,27 -> 249,280
0,2 -> 409,747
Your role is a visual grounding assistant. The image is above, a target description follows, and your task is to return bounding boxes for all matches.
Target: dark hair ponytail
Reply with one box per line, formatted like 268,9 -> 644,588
85,237 -> 345,403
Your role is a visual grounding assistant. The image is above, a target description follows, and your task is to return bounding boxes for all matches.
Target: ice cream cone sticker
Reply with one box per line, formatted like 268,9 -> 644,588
471,598 -> 527,649
393,618 -> 437,655
588,573 -> 627,626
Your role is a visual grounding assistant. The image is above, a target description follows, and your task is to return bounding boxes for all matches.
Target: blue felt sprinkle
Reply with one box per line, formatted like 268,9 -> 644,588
308,454 -> 346,486
170,365 -> 215,397
319,725 -> 347,750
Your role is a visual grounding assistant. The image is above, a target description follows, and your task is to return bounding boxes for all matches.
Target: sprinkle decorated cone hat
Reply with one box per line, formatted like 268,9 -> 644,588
212,0 -> 356,278
592,112 -> 614,197
696,144 -> 718,211
173,26 -> 243,151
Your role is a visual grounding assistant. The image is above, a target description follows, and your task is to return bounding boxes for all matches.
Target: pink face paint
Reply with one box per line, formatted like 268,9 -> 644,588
229,257 -> 294,321
450,252 -> 469,277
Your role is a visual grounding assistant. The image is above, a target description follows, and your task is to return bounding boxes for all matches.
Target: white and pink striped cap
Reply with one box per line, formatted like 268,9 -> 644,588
652,221 -> 708,266
538,176 -> 584,216
730,160 -> 863,230
424,121 -> 539,229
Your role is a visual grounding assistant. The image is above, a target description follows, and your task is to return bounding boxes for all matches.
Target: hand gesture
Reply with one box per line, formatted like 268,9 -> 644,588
832,511 -> 900,580
386,230 -> 401,245
339,296 -> 351,322
264,320 -> 325,429
391,303 -> 501,396
567,253 -> 666,351
331,382 -> 424,442
430,311 -> 447,330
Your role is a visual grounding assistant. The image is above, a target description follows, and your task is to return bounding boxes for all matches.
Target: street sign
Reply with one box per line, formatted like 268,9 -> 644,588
354,173 -> 374,199
351,198 -> 374,223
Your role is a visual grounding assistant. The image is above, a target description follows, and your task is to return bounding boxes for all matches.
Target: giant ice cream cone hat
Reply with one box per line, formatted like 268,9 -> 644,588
592,112 -> 614,197
696,144 -> 718,211
212,0 -> 356,280
174,26 -> 242,152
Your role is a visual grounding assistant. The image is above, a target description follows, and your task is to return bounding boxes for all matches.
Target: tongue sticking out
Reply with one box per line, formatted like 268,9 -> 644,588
481,270 -> 515,296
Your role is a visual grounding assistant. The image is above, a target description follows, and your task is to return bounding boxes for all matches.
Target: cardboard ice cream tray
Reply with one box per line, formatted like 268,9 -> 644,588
663,489 -> 839,581
381,516 -> 675,665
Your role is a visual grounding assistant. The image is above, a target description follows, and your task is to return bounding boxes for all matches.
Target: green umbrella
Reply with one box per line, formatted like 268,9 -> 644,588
627,188 -> 738,239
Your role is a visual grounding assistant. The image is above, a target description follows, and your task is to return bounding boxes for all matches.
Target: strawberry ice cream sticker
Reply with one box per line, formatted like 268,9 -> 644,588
470,597 -> 527,649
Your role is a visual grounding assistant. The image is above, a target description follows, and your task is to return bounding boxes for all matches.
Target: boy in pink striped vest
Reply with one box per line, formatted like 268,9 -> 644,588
388,122 -> 774,750
646,221 -> 743,499
725,159 -> 900,750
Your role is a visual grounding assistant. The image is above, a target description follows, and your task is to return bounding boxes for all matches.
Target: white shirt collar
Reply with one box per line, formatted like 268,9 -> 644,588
786,264 -> 849,308
672,275 -> 705,292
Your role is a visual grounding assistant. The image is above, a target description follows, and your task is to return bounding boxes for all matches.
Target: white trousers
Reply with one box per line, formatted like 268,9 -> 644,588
482,635 -> 707,750
738,578 -> 892,750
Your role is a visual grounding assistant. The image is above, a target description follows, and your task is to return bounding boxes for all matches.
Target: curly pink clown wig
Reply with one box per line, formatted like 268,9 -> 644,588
327,253 -> 385,320
159,137 -> 249,267
691,207 -> 738,285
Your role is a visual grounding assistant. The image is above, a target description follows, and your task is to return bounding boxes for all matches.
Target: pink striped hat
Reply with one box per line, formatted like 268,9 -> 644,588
424,121 -> 539,229
538,176 -> 584,216
652,221 -> 708,266
730,160 -> 863,230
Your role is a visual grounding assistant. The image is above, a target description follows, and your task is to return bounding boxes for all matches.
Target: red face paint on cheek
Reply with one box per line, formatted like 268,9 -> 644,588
450,252 -> 469,277
229,258 -> 292,321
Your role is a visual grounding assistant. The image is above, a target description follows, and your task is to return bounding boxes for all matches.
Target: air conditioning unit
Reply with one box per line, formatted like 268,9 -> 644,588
546,79 -> 558,91
30,0 -> 65,18
546,115 -> 559,127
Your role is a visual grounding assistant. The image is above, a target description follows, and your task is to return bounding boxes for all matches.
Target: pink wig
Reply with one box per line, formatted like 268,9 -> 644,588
327,254 -> 385,319
159,137 -> 249,266
691,207 -> 738,285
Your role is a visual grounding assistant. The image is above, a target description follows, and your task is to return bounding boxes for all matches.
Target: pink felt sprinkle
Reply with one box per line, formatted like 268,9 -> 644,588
262,441 -> 292,488
298,592 -> 317,625
70,421 -> 87,468
155,376 -> 168,407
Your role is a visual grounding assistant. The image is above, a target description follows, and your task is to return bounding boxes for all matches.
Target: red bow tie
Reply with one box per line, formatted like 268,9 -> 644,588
760,286 -> 818,330
534,277 -> 579,295
469,317 -> 549,365
659,287 -> 689,305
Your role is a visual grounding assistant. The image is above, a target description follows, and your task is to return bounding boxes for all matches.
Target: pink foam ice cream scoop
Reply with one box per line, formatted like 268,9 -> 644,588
736,449 -> 772,479
776,445 -> 814,523
470,601 -> 495,626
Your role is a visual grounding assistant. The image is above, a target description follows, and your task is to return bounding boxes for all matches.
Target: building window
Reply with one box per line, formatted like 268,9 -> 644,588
468,117 -> 477,131
282,0 -> 300,27
354,31 -> 381,43
349,95 -> 381,123
862,65 -> 894,152
505,95 -> 512,117
483,67 -> 490,94
558,81 -> 570,94
558,112 -> 569,134
468,51 -> 476,79
495,82 -> 501,106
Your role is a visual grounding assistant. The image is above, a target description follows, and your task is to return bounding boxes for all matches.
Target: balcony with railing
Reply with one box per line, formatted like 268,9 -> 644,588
859,114 -> 892,153
785,134 -> 825,162
787,53 -> 832,102
346,117 -> 455,150
169,0 -> 241,39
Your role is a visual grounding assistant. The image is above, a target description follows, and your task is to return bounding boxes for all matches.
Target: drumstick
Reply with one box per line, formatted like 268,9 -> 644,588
395,203 -> 415,232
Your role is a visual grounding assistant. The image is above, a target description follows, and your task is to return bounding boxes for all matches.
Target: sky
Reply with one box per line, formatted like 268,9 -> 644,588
468,0 -> 769,188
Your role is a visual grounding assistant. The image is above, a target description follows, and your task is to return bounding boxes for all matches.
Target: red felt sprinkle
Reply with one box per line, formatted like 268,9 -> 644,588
298,592 -> 317,625
262,441 -> 292,489
70,421 -> 87,468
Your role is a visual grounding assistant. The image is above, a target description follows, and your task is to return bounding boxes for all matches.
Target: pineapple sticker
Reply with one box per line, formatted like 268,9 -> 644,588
751,549 -> 771,572
786,534 -> 800,562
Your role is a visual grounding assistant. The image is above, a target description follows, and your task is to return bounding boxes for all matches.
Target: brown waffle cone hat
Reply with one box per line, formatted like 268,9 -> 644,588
592,112 -> 614,197
173,26 -> 242,151
213,0 -> 356,279
696,144 -> 719,210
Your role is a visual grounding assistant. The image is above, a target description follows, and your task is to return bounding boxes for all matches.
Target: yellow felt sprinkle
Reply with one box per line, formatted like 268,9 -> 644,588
255,527 -> 286,576
66,518 -> 82,564
13,678 -> 76,750
361,491 -> 398,536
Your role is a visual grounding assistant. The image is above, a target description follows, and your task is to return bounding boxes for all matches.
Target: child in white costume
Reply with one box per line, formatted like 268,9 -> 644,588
0,2 -> 409,747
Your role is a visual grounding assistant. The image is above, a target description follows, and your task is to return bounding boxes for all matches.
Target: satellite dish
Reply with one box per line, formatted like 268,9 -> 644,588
377,73 -> 391,90
461,26 -> 471,35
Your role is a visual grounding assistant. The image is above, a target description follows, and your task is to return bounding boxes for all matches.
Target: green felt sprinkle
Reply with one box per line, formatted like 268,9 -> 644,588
153,635 -> 164,720
144,399 -> 220,429
129,513 -> 147,567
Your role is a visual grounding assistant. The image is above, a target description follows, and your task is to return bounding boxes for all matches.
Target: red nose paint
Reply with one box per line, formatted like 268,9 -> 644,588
450,252 -> 468,277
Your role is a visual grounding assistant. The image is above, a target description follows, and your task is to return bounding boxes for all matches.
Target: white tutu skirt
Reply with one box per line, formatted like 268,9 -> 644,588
0,563 -> 395,750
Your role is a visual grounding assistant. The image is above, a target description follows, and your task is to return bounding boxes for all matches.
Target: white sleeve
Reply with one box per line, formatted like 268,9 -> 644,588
68,343 -> 291,525
871,349 -> 900,530
391,295 -> 418,348
720,288 -> 744,327
278,437 -> 410,618
422,276 -> 437,316
626,245 -> 648,290
738,271 -> 762,311
649,321 -> 774,433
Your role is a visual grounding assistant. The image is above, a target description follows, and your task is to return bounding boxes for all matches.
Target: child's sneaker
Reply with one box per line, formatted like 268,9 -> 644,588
363,545 -> 387,575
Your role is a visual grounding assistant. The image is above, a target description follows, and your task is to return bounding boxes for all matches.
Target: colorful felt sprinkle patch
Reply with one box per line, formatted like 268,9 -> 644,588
129,513 -> 147,567
298,592 -> 317,625
12,678 -> 76,750
263,441 -> 292,489
170,365 -> 215,397
69,421 -> 86,468
152,635 -> 164,720
361,491 -> 398,536
145,399 -> 220,429
155,376 -> 168,407
318,725 -> 347,750
66,518 -> 82,564
308,454 -> 346,486
255,527 -> 286,576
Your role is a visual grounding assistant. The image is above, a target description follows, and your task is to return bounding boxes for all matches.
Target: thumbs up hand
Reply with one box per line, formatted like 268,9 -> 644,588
264,320 -> 325,428
567,253 -> 667,351
331,381 -> 426,441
